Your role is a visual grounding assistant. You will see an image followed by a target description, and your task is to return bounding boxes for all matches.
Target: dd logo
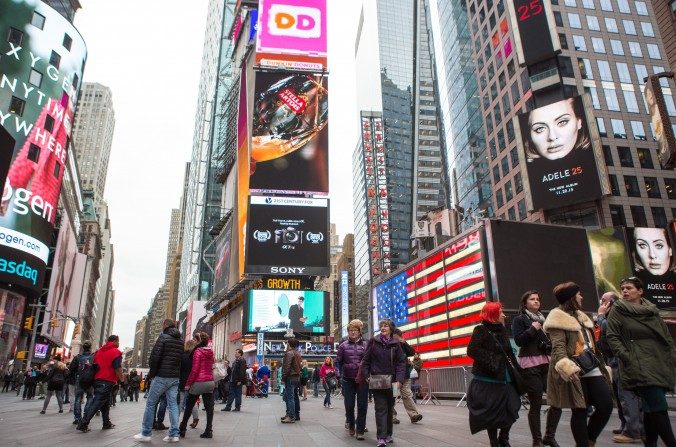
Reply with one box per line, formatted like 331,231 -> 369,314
268,4 -> 321,38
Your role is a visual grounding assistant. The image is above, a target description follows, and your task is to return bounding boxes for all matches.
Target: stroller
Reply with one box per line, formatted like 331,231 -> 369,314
250,375 -> 268,398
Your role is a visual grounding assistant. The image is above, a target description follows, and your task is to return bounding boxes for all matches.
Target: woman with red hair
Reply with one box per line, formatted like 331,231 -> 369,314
467,302 -> 521,447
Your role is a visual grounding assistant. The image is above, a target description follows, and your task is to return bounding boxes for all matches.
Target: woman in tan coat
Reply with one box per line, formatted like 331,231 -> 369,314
543,282 -> 613,447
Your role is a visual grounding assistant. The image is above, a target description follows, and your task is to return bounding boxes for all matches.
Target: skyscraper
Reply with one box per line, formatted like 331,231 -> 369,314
71,82 -> 115,206
42,0 -> 81,22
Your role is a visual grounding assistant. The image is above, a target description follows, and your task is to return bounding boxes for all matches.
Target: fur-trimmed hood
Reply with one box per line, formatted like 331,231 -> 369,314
543,307 -> 593,333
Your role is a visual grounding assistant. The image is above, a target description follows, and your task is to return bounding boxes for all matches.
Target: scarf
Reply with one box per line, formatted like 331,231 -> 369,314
380,334 -> 392,344
525,309 -> 545,324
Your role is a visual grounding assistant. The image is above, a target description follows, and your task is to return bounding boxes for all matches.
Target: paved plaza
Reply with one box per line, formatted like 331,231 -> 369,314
0,390 -> 673,446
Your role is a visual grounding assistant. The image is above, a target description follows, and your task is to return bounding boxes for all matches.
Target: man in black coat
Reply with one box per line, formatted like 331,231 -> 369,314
288,296 -> 307,333
222,349 -> 247,411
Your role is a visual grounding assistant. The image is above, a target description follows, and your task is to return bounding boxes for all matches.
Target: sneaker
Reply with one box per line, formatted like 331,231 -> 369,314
328,404 -> 334,409
281,416 -> 295,423
232,408 -> 240,412
345,423 -> 350,431
40,410 -> 45,414
76,425 -> 90,433
163,435 -> 180,442
221,407 -> 231,411
411,414 -> 423,423
154,422 -> 168,430
350,428 -> 356,436
72,420 -> 78,425
612,434 -> 641,444
133,433 -> 152,442
58,409 -> 63,413
392,417 -> 400,424
102,423 -> 115,429
377,439 -> 387,447
386,436 -> 394,443
356,432 -> 365,440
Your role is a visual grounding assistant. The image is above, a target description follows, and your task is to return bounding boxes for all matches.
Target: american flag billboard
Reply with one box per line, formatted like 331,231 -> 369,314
373,230 -> 486,368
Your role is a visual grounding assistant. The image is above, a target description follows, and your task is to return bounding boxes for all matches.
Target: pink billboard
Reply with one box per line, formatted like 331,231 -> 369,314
256,0 -> 327,71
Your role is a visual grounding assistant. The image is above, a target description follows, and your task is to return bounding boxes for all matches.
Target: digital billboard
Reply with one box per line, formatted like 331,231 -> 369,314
626,226 -> 676,311
236,69 -> 249,279
212,217 -> 233,299
515,95 -> 607,211
34,343 -> 48,359
340,270 -> 349,338
250,71 -> 328,195
645,76 -> 676,169
243,289 -> 328,334
245,196 -> 329,276
255,0 -> 327,71
0,0 -> 87,296
586,227 -> 632,299
506,0 -> 560,66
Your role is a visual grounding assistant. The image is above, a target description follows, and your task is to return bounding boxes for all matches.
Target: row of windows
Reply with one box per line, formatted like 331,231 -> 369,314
562,0 -> 649,15
495,198 -> 528,222
608,174 -> 676,199
567,12 -> 654,37
571,35 -> 660,60
610,205 -> 669,228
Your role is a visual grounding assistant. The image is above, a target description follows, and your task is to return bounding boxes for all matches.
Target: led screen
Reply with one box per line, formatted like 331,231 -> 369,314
244,289 -> 328,334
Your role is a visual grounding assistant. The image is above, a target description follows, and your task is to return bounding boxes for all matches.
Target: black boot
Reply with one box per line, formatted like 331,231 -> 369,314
528,410 -> 543,446
498,426 -> 512,447
200,430 -> 213,438
653,411 -> 676,447
179,421 -> 187,438
542,407 -> 562,447
488,428 -> 500,447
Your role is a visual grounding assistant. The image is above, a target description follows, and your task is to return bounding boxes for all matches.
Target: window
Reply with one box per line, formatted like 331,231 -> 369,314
631,121 -> 647,140
666,179 -> 676,199
628,42 -> 643,57
592,37 -> 605,53
616,63 -> 631,83
604,17 -> 618,33
618,0 -> 631,13
609,174 -> 620,195
27,144 -> 40,163
610,39 -> 624,55
631,206 -> 648,227
610,205 -> 626,226
554,11 -> 564,27
612,119 -> 627,138
493,165 -> 501,184
583,0 -> 595,7
579,58 -> 593,79
604,87 -> 620,110
28,69 -> 42,88
511,82 -> 520,106
508,207 -> 516,221
635,1 -> 648,15
564,0 -> 577,5
618,146 -> 633,166
635,64 -> 648,84
506,120 -> 515,143
600,0 -> 613,10
585,86 -> 600,110
559,33 -> 569,50
640,22 -> 654,37
603,145 -> 614,165
647,44 -> 660,59
510,147 -> 519,166
517,199 -> 527,220
652,207 -> 667,228
654,66 -> 670,87
597,60 -> 612,81
623,20 -> 637,35
63,33 -> 72,50
31,12 -> 45,29
623,90 -> 639,113
9,96 -> 25,116
52,163 -> 60,178
49,51 -> 61,69
568,13 -> 582,28
515,172 -> 523,193
558,56 -> 574,77
587,15 -> 601,30
597,116 -> 607,136
44,115 -> 54,133
625,175 -> 641,197
573,35 -> 587,51
645,177 -> 661,198
7,27 -> 23,46
501,156 -> 510,177
496,189 -> 504,208
505,180 -> 514,201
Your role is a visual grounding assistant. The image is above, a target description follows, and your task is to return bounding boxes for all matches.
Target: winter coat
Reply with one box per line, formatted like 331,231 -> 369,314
467,321 -> 517,381
45,361 -> 67,391
230,357 -> 247,384
512,312 -> 550,358
148,326 -> 183,379
319,363 -> 335,383
282,349 -> 302,382
336,337 -> 367,380
179,350 -> 194,389
185,346 -> 214,388
128,372 -> 141,390
606,298 -> 676,391
360,335 -> 406,384
543,307 -> 611,409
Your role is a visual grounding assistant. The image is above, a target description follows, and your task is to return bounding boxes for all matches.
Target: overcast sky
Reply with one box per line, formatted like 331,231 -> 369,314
74,0 -> 360,348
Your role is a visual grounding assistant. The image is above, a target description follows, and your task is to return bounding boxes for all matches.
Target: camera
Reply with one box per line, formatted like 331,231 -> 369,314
274,227 -> 303,244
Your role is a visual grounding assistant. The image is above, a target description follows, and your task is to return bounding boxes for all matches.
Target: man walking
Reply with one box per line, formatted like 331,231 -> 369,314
281,338 -> 302,423
70,341 -> 95,425
134,319 -> 183,443
222,349 -> 246,411
76,335 -> 124,432
3,370 -> 12,392
393,329 -> 423,423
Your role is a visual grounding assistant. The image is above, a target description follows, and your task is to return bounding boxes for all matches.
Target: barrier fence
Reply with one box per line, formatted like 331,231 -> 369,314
417,366 -> 471,407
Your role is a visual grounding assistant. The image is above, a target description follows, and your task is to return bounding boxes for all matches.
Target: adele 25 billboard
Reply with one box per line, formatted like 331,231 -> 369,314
515,95 -> 607,211
626,226 -> 675,311
251,71 -> 328,195
245,196 -> 329,276
0,0 -> 87,295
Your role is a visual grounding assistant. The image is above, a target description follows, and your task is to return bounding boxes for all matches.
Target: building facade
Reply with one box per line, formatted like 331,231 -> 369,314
650,0 -> 676,70
41,0 -> 81,22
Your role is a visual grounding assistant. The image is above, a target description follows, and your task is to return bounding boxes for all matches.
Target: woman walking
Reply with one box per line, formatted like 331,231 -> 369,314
336,319 -> 369,439
179,339 -> 200,429
467,302 -> 521,447
512,291 -> 562,447
543,282 -> 613,447
360,319 -> 406,447
179,332 -> 215,439
40,354 -> 67,414
319,356 -> 336,409
607,277 -> 676,447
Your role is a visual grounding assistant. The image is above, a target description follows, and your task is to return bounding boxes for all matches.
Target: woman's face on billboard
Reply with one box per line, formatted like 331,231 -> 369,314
528,99 -> 582,160
634,227 -> 672,275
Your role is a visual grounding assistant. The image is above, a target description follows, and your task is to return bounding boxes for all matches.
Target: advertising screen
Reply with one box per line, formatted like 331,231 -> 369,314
245,196 -> 329,276
515,95 -> 606,211
34,343 -> 48,359
212,217 -> 233,299
236,69 -> 249,279
0,0 -> 87,296
586,227 -> 632,299
255,0 -> 327,71
251,71 -> 328,195
507,0 -> 560,66
487,220 -> 597,310
244,289 -> 328,334
340,270 -> 349,337
626,226 -> 676,311
645,76 -> 676,169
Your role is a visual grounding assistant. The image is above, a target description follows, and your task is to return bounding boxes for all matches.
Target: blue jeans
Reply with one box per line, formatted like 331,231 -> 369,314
225,382 -> 242,410
155,394 -> 167,423
342,378 -> 369,433
141,377 -> 179,437
73,384 -> 93,423
284,378 -> 300,419
323,381 -> 331,406
80,380 -> 114,427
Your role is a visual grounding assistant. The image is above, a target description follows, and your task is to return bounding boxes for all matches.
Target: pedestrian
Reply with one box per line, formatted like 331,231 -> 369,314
512,290 -> 562,447
257,362 -> 270,397
277,363 -> 285,396
40,354 -> 67,414
178,339 -> 200,430
392,328 -> 423,423
319,356 -> 336,409
543,282 -> 613,447
299,360 -> 309,400
133,319 -> 183,443
336,318 -> 369,439
128,369 -> 141,402
219,359 -> 231,402
606,277 -> 676,447
76,335 -> 125,433
222,348 -> 246,411
3,370 -> 11,392
119,371 -> 129,402
180,332 -> 215,439
36,368 -> 46,399
13,369 -> 25,396
280,338 -> 303,423
360,319 -> 406,447
467,302 -> 521,447
69,341 -> 95,425
311,364 -> 320,398
64,362 -> 75,411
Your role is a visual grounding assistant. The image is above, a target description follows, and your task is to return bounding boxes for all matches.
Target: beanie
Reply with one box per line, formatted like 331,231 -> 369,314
555,283 -> 580,305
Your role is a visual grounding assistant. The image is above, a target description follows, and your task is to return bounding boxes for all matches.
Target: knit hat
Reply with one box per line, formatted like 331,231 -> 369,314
554,283 -> 580,304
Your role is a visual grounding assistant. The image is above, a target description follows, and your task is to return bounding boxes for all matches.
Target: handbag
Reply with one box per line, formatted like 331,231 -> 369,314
212,363 -> 227,382
367,338 -> 395,390
189,380 -> 215,395
490,332 -> 527,395
572,321 -> 601,375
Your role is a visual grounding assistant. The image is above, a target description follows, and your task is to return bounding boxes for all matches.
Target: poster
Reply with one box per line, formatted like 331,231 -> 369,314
627,226 -> 676,311
244,289 -> 327,334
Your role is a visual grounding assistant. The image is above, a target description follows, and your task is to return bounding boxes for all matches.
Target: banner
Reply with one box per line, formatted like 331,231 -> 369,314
236,69 -> 249,280
645,76 -> 676,169
212,217 -> 233,299
627,226 -> 676,311
0,0 -> 87,295
251,71 -> 328,195
586,227 -> 632,299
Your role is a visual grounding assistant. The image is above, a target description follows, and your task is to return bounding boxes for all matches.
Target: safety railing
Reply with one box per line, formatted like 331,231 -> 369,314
417,366 -> 471,407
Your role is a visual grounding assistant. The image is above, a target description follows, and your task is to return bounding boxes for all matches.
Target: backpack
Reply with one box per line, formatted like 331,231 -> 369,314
48,366 -> 65,387
77,352 -> 98,389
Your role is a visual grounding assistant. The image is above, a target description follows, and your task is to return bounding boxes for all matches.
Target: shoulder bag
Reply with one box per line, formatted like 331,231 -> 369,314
490,331 -> 527,395
367,339 -> 393,390
572,321 -> 601,375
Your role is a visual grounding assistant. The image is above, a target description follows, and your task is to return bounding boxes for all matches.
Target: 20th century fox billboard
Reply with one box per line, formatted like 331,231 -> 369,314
0,0 -> 87,295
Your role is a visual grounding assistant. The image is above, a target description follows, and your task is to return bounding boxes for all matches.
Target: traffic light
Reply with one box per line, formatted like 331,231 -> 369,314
50,317 -> 58,328
23,316 -> 34,330
73,323 -> 81,337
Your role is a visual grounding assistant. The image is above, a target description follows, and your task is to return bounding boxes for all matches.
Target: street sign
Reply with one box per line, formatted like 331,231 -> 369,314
256,332 -> 264,356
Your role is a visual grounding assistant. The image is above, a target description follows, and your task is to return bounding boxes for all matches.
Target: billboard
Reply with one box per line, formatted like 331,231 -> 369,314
212,217 -> 233,299
186,300 -> 210,339
243,289 -> 328,334
645,76 -> 676,169
245,196 -> 329,276
0,289 -> 26,370
34,342 -> 48,359
586,227 -> 632,299
626,226 -> 676,311
0,0 -> 87,296
506,0 -> 560,66
255,0 -> 327,71
250,71 -> 328,195
515,95 -> 607,211
236,69 -> 249,279
340,270 -> 349,338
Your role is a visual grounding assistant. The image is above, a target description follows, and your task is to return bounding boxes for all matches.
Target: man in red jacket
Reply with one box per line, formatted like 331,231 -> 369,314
76,335 -> 125,433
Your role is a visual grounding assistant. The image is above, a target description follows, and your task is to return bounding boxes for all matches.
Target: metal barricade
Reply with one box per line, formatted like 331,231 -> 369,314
418,366 -> 471,407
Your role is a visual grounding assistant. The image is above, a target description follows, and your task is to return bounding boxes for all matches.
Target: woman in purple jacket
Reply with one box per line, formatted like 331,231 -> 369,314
360,319 -> 406,447
337,319 -> 369,439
